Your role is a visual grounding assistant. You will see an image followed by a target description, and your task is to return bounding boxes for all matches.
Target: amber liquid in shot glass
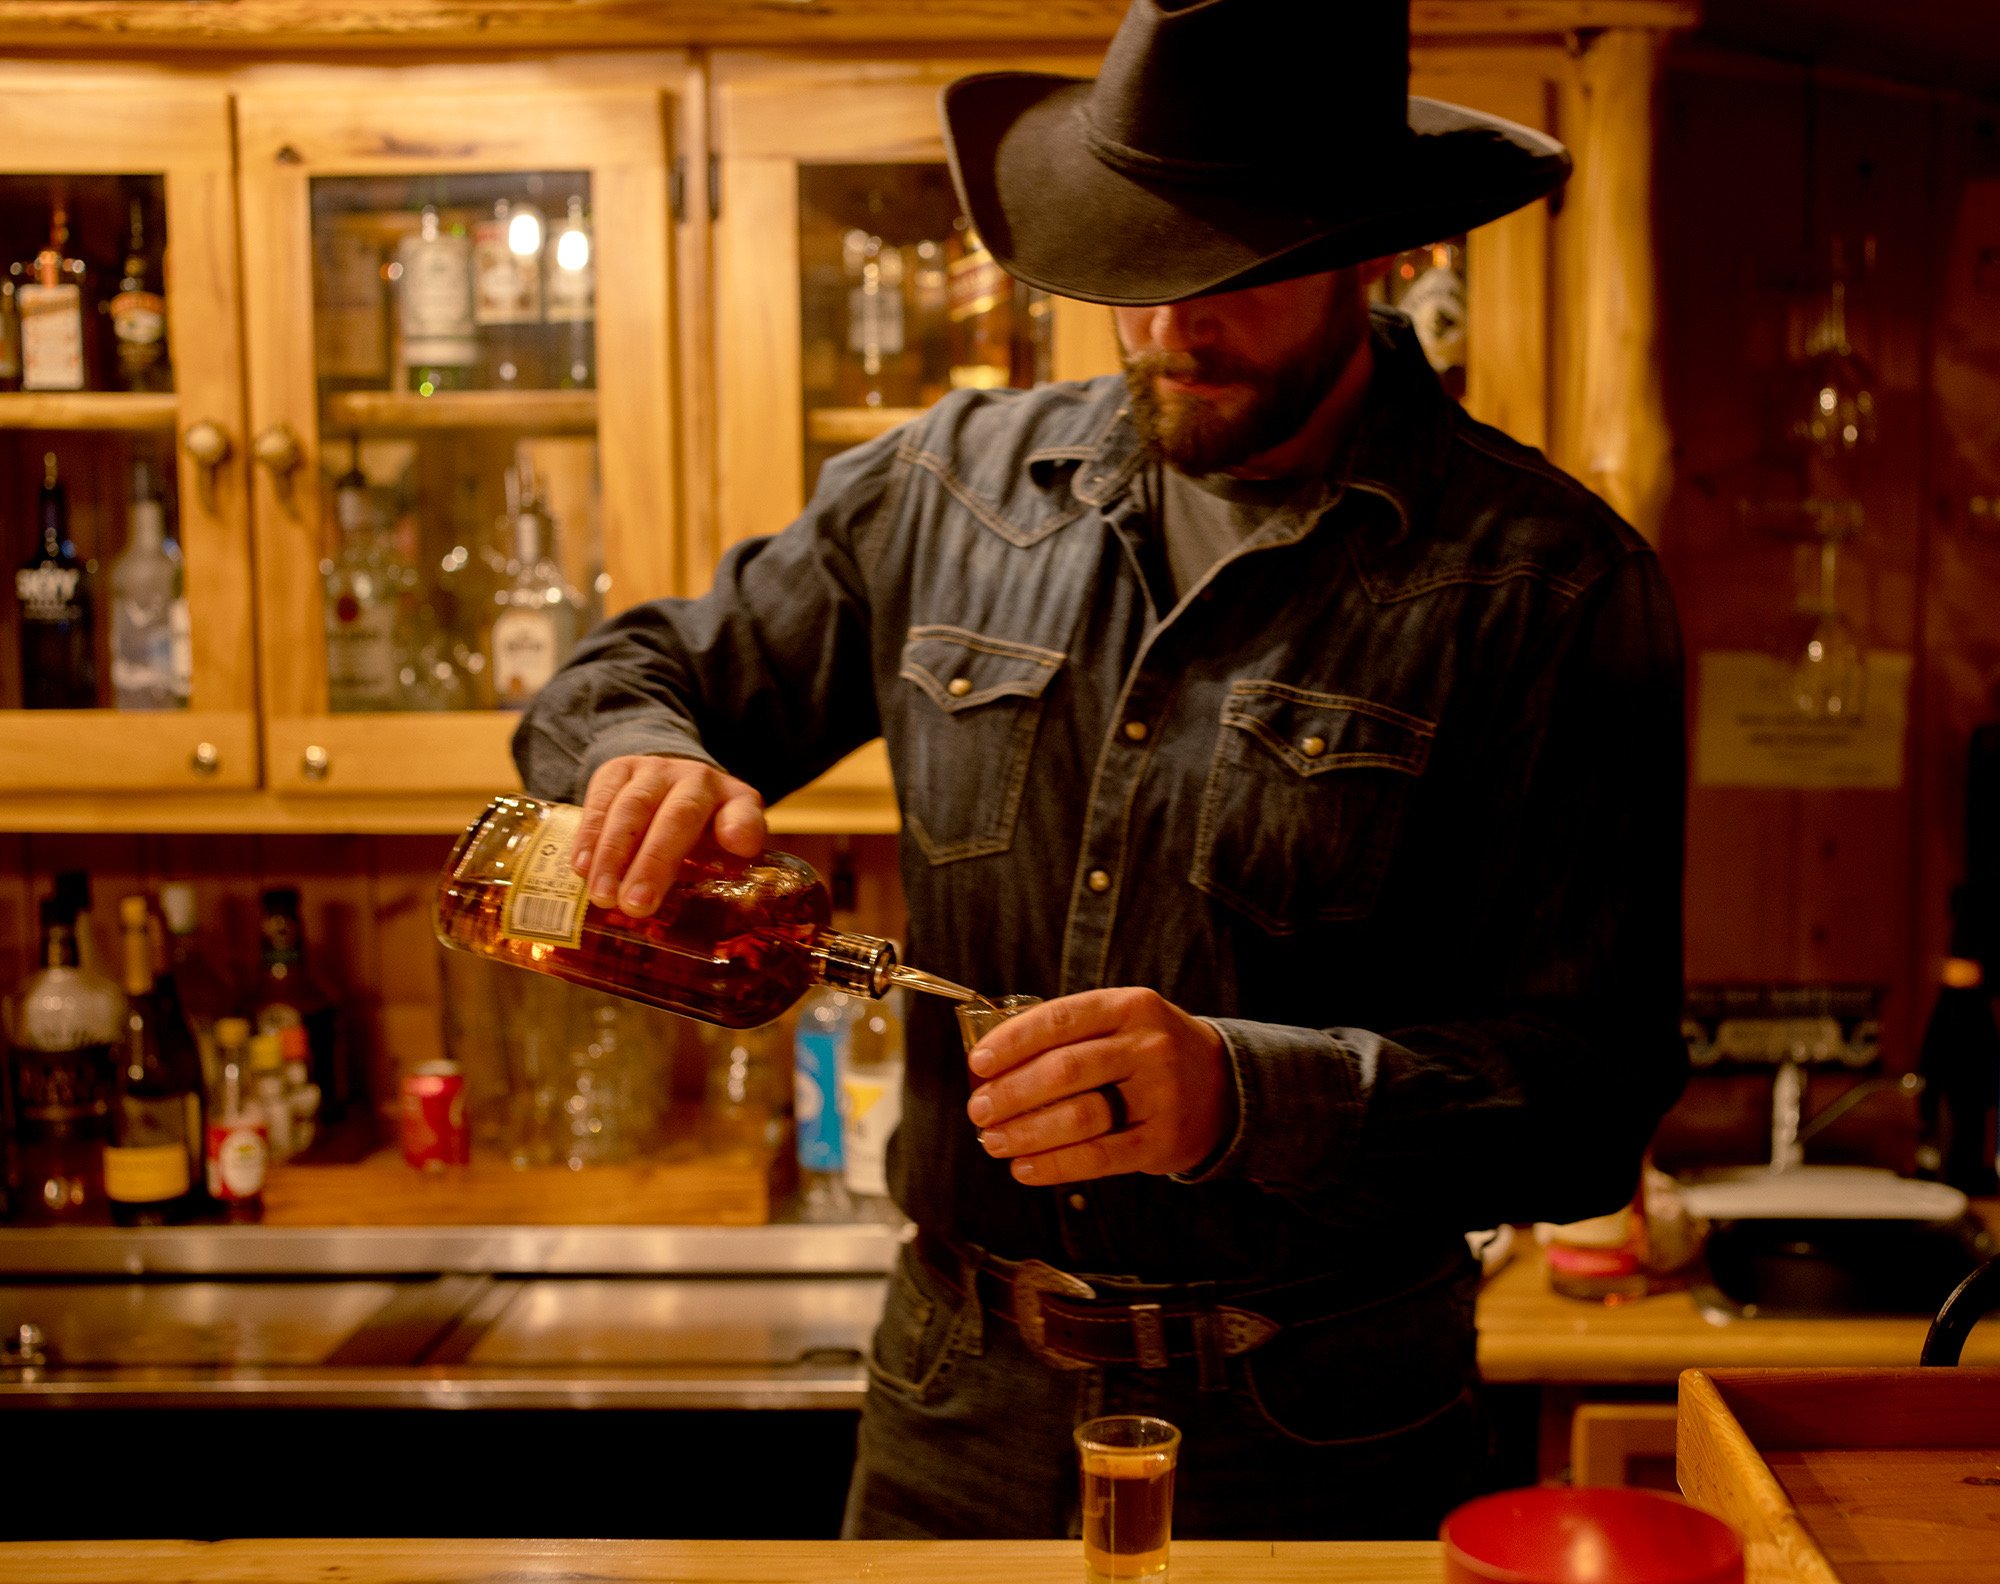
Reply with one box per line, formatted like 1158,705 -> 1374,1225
1077,1416 -> 1180,1584
955,993 -> 1043,1054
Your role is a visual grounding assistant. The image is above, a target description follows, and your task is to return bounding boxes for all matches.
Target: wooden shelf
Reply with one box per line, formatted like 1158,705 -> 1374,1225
0,391 -> 178,431
322,388 -> 597,434
806,405 -> 926,447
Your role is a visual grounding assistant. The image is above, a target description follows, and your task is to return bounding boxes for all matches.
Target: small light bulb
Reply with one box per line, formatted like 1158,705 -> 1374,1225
1819,387 -> 1837,413
556,228 -> 591,273
508,208 -> 542,257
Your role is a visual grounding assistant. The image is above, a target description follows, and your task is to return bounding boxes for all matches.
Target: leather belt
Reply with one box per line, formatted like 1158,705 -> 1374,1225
914,1227 -> 1279,1384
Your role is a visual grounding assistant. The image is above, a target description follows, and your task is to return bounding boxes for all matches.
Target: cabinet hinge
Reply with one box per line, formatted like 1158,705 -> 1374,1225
708,151 -> 721,223
670,154 -> 687,223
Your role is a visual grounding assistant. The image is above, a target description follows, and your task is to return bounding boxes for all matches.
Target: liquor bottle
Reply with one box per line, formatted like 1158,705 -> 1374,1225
794,987 -> 856,1221
838,224 -> 914,409
1388,239 -> 1467,400
0,273 -> 20,391
204,1017 -> 267,1221
909,236 -> 951,404
253,888 -> 345,1124
473,198 -> 543,388
396,203 -> 476,395
842,990 -> 906,1212
16,453 -> 99,709
435,794 -> 975,1027
946,217 -> 1017,392
110,468 -> 187,711
488,458 -> 585,709
323,439 -> 402,712
247,1032 -> 295,1163
156,882 -> 233,1095
5,899 -> 124,1223
18,202 -> 90,392
104,896 -> 204,1225
545,194 -> 595,389
313,212 -> 389,391
108,198 -> 170,393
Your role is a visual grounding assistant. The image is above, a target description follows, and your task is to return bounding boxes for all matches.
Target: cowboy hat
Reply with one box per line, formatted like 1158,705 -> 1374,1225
940,0 -> 1571,307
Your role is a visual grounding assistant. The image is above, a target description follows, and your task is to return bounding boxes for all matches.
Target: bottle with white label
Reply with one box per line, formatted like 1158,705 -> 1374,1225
841,989 -> 905,1213
18,202 -> 90,392
110,468 -> 187,711
322,440 -> 402,711
488,457 -> 584,709
396,203 -> 476,395
474,197 -> 544,388
16,453 -> 97,709
109,199 -> 170,393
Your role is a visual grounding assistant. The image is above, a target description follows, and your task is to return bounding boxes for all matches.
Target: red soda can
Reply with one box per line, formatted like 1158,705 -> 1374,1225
400,1060 -> 469,1170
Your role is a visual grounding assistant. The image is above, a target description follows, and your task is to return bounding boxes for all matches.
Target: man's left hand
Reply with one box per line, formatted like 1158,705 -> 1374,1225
965,988 -> 1230,1186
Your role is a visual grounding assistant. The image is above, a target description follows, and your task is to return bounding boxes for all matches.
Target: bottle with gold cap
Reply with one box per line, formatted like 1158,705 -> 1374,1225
104,895 -> 204,1226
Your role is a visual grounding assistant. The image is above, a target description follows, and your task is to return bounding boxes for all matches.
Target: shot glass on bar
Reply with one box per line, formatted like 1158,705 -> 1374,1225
1076,1415 -> 1180,1584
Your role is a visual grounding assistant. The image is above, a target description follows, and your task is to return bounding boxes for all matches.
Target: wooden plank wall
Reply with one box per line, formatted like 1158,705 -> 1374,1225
1652,46 -> 2000,1166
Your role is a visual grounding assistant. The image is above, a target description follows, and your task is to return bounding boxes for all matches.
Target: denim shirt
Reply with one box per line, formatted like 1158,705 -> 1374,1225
517,310 -> 1688,1289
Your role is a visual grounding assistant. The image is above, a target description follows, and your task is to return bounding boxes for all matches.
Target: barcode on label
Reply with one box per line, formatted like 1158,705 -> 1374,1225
505,891 -> 582,945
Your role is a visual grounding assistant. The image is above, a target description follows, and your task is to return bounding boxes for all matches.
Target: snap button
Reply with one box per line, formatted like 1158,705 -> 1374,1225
1299,734 -> 1327,759
1086,869 -> 1112,894
1122,720 -> 1148,743
1068,1193 -> 1088,1212
947,676 -> 972,697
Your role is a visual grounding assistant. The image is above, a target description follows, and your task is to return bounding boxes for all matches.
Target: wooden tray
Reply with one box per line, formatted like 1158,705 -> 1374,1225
1678,1367 -> 2000,1584
262,1143 -> 796,1227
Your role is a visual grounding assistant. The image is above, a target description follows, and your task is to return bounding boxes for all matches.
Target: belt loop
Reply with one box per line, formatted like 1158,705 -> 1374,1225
1192,1310 -> 1229,1393
958,1254 -> 986,1356
1130,1302 -> 1168,1370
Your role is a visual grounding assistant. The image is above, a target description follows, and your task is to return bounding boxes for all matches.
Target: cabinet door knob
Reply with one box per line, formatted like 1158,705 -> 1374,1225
191,742 -> 221,775
302,744 -> 331,780
182,419 -> 232,513
253,422 -> 303,480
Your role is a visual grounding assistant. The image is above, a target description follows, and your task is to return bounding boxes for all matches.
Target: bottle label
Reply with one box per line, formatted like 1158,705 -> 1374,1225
16,560 -> 84,624
111,289 -> 166,362
545,244 -> 594,323
1397,263 -> 1467,374
103,1143 -> 190,1204
474,220 -> 542,326
491,606 -> 561,706
397,230 -> 476,357
113,596 -> 180,707
314,221 -> 389,380
170,597 -> 193,703
847,281 -> 906,359
325,589 -> 399,710
206,1119 -> 268,1200
794,1030 -> 845,1173
948,248 -> 1009,324
18,282 -> 83,390
500,802 -> 588,948
841,1067 -> 900,1197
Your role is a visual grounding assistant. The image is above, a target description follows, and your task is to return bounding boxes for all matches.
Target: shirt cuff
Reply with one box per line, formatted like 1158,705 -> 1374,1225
575,718 -> 722,798
1170,1018 -> 1376,1190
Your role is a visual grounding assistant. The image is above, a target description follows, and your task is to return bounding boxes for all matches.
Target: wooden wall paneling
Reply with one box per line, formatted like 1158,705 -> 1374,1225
367,835 -> 456,1132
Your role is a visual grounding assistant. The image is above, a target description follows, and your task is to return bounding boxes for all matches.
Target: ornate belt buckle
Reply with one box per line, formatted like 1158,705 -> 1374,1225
1011,1259 -> 1097,1371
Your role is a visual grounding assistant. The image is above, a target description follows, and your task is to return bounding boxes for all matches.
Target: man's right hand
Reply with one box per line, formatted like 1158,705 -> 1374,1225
569,755 -> 768,918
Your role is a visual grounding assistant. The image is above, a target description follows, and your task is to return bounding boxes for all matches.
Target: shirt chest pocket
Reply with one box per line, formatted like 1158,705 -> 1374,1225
1191,681 -> 1435,935
898,626 -> 1065,865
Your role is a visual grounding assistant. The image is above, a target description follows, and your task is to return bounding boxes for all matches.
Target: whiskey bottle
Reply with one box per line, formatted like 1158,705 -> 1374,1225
253,888 -> 345,1124
18,202 -> 90,392
946,217 -> 1015,392
0,273 -> 20,391
434,794 -> 974,1028
396,203 -> 476,395
487,457 -> 584,708
838,224 -> 914,409
104,896 -> 204,1225
108,199 -> 170,393
473,198 -> 544,389
16,453 -> 99,709
5,899 -> 123,1223
544,194 -> 595,389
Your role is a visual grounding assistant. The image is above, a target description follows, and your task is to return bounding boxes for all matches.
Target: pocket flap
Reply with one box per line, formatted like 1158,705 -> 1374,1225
900,626 -> 1065,714
1221,681 -> 1434,777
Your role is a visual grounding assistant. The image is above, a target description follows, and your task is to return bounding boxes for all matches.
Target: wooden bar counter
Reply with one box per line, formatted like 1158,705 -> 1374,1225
0,1539 -> 1442,1583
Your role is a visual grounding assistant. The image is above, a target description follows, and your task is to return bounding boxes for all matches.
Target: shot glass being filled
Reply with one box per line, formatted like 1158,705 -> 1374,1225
1076,1415 -> 1180,1584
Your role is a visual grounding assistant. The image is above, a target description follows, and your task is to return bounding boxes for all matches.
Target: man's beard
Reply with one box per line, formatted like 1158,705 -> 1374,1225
1123,323 -> 1354,476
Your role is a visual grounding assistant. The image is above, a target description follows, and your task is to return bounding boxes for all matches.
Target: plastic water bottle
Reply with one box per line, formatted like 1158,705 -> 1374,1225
793,986 -> 855,1221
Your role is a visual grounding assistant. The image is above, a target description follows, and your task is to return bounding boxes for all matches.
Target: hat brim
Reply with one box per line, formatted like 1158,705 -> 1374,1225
941,71 -> 1571,307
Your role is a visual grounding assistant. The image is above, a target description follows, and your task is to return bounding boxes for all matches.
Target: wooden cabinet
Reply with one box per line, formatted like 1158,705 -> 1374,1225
0,3 -> 1689,837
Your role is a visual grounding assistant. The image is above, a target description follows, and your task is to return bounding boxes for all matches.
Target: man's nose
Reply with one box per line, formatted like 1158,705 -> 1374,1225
1146,300 -> 1215,353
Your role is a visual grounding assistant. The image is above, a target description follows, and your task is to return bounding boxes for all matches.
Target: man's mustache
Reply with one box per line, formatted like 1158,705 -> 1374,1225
1124,348 -> 1262,387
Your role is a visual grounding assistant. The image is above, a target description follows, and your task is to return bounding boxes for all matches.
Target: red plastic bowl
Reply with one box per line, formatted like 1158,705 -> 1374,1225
1441,1486 -> 1744,1584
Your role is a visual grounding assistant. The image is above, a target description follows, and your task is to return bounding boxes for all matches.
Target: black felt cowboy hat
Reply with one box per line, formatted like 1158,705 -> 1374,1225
939,0 -> 1571,307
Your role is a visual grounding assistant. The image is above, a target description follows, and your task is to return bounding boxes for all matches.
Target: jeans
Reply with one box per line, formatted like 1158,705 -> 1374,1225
841,1239 -> 1485,1540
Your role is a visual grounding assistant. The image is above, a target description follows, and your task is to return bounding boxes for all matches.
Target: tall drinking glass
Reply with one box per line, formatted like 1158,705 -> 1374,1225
1076,1415 -> 1180,1584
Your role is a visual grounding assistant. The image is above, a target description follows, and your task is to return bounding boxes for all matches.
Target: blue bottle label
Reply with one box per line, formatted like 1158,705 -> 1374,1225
794,1029 -> 845,1172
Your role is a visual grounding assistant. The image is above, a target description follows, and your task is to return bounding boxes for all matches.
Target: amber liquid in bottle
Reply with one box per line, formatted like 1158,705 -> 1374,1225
435,795 -> 973,1028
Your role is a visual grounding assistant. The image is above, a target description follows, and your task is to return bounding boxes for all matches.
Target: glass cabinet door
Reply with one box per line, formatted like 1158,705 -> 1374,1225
0,71 -> 256,800
236,70 -> 682,797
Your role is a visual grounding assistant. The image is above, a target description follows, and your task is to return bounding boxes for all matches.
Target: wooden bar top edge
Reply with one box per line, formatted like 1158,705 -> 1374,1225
0,1537 -> 1445,1583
